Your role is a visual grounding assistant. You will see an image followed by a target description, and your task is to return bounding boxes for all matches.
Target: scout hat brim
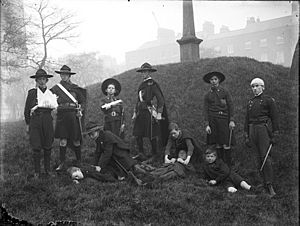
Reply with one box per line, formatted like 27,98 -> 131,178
136,68 -> 157,72
83,124 -> 103,135
55,70 -> 76,75
136,62 -> 157,72
101,78 -> 121,96
30,69 -> 53,79
203,71 -> 225,83
55,65 -> 76,75
30,74 -> 53,79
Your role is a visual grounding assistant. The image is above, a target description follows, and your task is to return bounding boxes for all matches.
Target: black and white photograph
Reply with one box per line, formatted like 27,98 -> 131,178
0,0 -> 299,225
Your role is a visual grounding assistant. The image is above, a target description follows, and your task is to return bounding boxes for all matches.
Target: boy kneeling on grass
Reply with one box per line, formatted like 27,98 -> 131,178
203,148 -> 258,194
84,121 -> 148,186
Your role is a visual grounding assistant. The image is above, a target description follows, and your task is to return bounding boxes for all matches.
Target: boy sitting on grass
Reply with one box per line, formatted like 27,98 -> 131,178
203,148 -> 258,193
150,150 -> 195,180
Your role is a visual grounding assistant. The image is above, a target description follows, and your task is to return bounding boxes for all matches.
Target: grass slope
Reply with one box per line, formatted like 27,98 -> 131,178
1,57 -> 298,225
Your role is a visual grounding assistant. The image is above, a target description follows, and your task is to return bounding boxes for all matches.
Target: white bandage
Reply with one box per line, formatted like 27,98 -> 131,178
250,78 -> 264,86
227,187 -> 237,193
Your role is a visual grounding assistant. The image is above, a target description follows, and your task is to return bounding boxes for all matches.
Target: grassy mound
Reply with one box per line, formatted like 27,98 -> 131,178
1,57 -> 298,225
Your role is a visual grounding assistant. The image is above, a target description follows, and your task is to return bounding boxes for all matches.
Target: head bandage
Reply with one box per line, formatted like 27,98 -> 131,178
250,78 -> 264,86
70,169 -> 84,180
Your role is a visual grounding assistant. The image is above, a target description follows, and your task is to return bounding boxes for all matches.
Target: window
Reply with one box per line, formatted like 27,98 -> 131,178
245,41 -> 251,50
260,53 -> 268,61
260,38 -> 267,47
227,44 -> 234,54
214,46 -> 221,52
276,36 -> 284,45
275,51 -> 284,64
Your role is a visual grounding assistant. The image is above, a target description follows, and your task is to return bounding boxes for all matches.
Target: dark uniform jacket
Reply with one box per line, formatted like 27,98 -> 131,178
101,96 -> 124,123
51,81 -> 87,140
203,86 -> 234,124
202,159 -> 230,184
133,78 -> 169,145
24,87 -> 53,124
51,81 -> 86,111
244,93 -> 279,134
94,130 -> 136,170
165,130 -> 201,166
101,96 -> 124,137
24,87 -> 54,149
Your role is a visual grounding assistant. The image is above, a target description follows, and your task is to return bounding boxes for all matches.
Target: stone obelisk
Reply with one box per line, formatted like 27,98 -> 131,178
177,0 -> 202,62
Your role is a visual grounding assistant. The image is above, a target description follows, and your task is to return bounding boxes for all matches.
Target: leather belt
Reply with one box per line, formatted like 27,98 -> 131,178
111,111 -> 118,117
249,121 -> 267,125
59,103 -> 77,107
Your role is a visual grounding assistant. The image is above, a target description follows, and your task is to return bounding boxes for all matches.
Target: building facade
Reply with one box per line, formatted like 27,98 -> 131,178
125,2 -> 299,69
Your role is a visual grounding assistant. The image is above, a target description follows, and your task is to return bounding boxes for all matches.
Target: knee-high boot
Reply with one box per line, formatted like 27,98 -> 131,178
33,149 -> 41,176
72,145 -> 81,166
136,137 -> 144,154
150,138 -> 158,157
56,146 -> 66,171
223,148 -> 232,168
133,137 -> 147,161
216,147 -> 224,162
44,148 -> 51,174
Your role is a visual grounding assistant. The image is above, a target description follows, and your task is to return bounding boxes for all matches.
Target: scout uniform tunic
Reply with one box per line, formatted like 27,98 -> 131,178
94,130 -> 137,174
244,92 -> 279,186
133,77 -> 168,143
51,81 -> 86,141
101,96 -> 124,137
24,87 -> 56,150
203,86 -> 235,146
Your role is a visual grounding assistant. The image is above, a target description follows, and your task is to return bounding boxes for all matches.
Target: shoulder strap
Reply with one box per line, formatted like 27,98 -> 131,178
57,83 -> 78,104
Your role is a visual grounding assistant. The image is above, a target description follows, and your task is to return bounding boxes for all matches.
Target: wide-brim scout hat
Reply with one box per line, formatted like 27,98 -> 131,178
55,65 -> 76,75
83,121 -> 103,135
101,78 -> 121,96
136,62 -> 157,73
203,71 -> 225,83
30,69 -> 53,79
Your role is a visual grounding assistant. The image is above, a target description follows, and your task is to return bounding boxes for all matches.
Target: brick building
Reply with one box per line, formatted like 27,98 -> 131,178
125,2 -> 299,69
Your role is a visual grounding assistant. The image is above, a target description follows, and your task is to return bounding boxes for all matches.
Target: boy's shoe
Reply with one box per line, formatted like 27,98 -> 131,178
266,184 -> 276,197
118,176 -> 125,181
55,163 -> 65,171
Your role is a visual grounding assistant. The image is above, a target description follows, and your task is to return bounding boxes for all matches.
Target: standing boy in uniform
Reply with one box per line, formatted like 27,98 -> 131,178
24,69 -> 58,179
51,65 -> 87,170
203,71 -> 235,167
132,62 -> 169,163
100,78 -> 125,138
244,78 -> 279,197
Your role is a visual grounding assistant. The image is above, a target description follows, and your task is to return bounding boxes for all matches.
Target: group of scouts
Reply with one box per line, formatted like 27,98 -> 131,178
24,62 -> 279,197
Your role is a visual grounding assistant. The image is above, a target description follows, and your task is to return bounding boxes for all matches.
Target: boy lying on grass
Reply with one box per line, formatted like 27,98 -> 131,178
66,162 -> 117,184
202,148 -> 259,194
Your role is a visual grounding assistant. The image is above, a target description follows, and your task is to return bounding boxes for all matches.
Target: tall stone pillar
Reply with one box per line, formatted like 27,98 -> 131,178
177,0 -> 202,62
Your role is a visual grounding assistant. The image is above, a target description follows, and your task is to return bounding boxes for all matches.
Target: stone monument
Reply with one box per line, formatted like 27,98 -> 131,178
177,0 -> 202,62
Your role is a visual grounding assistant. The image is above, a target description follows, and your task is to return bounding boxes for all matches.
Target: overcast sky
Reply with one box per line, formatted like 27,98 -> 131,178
33,0 -> 292,64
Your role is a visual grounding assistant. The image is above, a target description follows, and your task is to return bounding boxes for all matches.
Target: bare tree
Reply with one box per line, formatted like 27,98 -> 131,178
26,0 -> 79,69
